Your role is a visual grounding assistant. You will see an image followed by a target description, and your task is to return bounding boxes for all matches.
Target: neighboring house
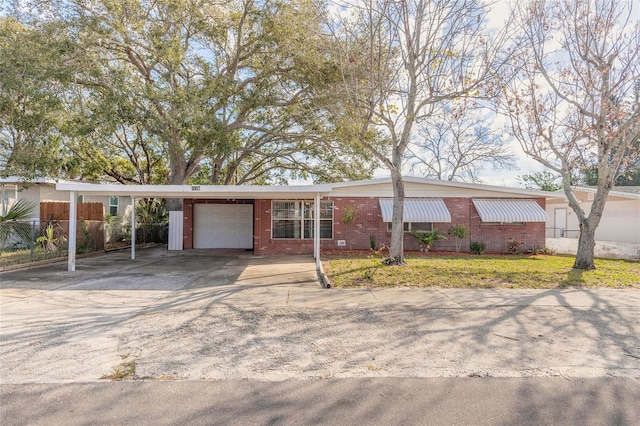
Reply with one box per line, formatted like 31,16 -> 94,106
546,186 -> 640,244
0,177 -> 132,223
58,177 -> 559,257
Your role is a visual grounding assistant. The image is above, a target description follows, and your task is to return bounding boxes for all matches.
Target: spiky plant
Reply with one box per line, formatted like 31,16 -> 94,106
0,199 -> 36,248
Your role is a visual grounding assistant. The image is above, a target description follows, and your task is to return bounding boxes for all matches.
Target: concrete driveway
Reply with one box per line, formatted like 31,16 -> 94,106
0,246 -> 321,292
1,246 -> 639,384
0,247 -> 323,383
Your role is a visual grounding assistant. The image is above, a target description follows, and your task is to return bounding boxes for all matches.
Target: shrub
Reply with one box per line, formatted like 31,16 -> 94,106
341,205 -> 359,224
470,241 -> 486,255
506,238 -> 524,254
341,205 -> 360,251
0,199 -> 36,249
369,234 -> 377,251
36,223 -> 67,252
412,230 -> 446,253
528,246 -> 556,255
447,224 -> 468,252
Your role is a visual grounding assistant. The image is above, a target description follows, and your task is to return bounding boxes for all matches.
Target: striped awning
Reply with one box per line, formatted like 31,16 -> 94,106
472,199 -> 548,223
379,198 -> 451,223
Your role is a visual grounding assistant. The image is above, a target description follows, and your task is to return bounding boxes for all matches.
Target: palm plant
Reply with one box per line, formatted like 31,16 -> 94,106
36,222 -> 67,252
412,230 -> 446,253
135,198 -> 169,243
0,199 -> 36,248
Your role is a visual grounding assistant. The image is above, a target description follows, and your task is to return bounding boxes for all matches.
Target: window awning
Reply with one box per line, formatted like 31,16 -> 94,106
379,198 -> 451,223
472,199 -> 548,223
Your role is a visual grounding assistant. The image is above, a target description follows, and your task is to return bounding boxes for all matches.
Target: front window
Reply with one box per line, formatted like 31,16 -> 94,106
109,196 -> 119,216
272,200 -> 333,239
1,191 -> 10,214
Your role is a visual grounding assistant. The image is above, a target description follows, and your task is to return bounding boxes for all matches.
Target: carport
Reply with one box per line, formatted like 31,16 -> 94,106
56,182 -> 331,272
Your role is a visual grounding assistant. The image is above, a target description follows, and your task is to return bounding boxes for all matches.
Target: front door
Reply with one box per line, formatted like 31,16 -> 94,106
554,208 -> 567,237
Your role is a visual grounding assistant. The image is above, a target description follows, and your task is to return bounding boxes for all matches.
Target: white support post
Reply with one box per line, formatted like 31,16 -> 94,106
68,191 -> 77,272
131,197 -> 136,260
314,192 -> 320,264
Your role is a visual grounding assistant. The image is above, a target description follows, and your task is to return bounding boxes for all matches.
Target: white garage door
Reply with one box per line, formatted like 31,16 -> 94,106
193,204 -> 253,249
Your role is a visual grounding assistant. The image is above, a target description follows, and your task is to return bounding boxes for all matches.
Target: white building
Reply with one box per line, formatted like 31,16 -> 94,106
1,177 -> 132,222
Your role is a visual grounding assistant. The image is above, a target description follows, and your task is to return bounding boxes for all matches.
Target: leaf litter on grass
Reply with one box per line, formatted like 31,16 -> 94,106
323,253 -> 640,288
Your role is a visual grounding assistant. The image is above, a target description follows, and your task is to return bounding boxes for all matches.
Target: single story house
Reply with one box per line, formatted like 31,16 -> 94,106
1,177 -> 132,222
546,186 -> 640,244
57,177 -> 560,271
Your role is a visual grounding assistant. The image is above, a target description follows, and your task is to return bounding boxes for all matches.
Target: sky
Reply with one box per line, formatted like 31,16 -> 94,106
476,1 -> 536,187
345,0 -> 543,188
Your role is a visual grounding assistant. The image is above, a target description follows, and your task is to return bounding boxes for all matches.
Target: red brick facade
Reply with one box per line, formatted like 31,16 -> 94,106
184,196 -> 546,255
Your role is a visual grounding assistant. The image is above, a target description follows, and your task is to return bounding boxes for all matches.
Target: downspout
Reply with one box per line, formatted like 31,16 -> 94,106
68,191 -> 77,272
314,192 -> 320,265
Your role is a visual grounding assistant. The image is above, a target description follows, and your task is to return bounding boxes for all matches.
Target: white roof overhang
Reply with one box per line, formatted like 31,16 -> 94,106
55,183 -> 332,199
379,198 -> 452,223
472,199 -> 548,223
332,176 -> 565,199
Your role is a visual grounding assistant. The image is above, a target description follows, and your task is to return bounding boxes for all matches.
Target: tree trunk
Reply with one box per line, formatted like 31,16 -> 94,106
568,182 -> 608,270
167,155 -> 187,212
165,129 -> 203,211
573,222 -> 596,270
389,169 -> 405,264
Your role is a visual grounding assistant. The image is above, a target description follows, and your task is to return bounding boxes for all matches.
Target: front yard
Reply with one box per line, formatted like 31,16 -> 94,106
0,247 -> 67,268
322,252 -> 640,288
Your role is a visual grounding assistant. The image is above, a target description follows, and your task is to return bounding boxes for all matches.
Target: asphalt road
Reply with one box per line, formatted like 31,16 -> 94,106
2,378 -> 640,426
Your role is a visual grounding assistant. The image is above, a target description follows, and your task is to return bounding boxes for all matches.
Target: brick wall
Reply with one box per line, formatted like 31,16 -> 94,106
467,198 -> 547,253
185,196 -> 547,255
330,197 -> 385,251
258,196 -> 456,254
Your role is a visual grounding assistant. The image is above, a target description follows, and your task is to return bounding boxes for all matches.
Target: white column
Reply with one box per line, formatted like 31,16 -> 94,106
314,192 -> 320,263
131,197 -> 136,260
68,191 -> 77,272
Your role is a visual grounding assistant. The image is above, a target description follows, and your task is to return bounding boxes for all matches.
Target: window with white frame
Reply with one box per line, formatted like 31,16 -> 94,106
271,200 -> 333,239
77,195 -> 84,203
1,191 -> 10,214
386,222 -> 433,232
109,196 -> 119,216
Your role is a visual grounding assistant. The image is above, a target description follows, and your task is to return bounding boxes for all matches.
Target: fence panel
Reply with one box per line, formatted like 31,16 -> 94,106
40,202 -> 104,222
2,218 -> 168,268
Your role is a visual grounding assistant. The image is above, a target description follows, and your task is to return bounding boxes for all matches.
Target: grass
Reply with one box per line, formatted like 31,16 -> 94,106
100,359 -> 137,381
0,247 -> 67,268
1,245 -> 103,268
322,253 -> 640,289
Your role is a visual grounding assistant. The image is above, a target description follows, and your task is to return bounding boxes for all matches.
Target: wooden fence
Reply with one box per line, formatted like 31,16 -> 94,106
40,202 -> 105,251
40,202 -> 104,222
55,220 -> 105,252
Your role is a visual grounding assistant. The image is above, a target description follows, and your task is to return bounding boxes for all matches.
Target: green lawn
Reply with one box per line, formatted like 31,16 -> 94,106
322,253 -> 640,289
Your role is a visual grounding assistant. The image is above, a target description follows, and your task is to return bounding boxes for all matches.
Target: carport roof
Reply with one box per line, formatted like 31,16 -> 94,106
56,182 -> 332,199
56,176 -> 565,200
